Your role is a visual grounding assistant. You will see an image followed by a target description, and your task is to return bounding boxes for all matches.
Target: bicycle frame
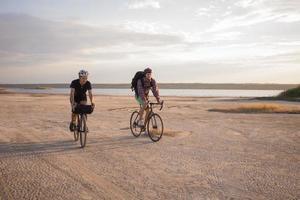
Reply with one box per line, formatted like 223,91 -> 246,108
142,101 -> 164,125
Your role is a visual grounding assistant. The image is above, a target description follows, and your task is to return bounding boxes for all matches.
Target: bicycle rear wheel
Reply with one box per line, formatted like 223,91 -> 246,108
147,113 -> 164,142
79,114 -> 87,148
130,111 -> 142,137
73,115 -> 79,141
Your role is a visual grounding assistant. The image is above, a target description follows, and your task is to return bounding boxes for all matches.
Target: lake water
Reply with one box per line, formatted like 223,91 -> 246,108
8,88 -> 283,97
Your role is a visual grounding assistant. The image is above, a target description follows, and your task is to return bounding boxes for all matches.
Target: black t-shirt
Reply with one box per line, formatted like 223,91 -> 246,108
70,79 -> 92,103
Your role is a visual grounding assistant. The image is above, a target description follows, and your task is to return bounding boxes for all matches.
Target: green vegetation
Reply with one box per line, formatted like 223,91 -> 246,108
256,85 -> 300,102
34,86 -> 51,90
277,85 -> 300,99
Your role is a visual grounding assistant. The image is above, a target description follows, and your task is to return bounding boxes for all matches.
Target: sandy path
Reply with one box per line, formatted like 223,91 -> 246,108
0,94 -> 299,199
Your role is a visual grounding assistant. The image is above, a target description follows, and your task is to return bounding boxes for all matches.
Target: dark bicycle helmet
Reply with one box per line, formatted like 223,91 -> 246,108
144,67 -> 152,74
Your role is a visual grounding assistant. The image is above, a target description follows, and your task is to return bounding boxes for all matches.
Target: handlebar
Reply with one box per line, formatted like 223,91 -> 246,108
149,100 -> 164,111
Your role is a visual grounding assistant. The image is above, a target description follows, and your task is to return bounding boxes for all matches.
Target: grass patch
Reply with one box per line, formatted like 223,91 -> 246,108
278,85 -> 300,99
32,86 -> 52,90
209,103 -> 300,114
22,86 -> 52,90
257,85 -> 300,102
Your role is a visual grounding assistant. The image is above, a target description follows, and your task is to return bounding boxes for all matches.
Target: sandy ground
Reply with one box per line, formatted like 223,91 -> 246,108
0,93 -> 299,200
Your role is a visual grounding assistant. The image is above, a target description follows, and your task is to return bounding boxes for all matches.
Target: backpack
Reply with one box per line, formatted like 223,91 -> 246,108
131,71 -> 155,96
131,71 -> 145,94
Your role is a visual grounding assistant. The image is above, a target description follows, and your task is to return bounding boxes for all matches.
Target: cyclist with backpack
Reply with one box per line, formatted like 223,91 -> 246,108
131,67 -> 161,127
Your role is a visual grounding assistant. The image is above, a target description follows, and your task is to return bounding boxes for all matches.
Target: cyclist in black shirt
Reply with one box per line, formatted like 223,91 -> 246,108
69,70 -> 94,131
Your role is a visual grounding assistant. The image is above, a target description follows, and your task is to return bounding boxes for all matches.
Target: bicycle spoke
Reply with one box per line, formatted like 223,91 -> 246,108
80,114 -> 87,148
147,113 -> 164,142
130,111 -> 142,137
152,116 -> 158,129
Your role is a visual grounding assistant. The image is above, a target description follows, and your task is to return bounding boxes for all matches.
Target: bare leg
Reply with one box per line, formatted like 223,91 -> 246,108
70,108 -> 77,131
139,106 -> 145,121
139,103 -> 147,121
80,101 -> 87,120
71,113 -> 77,124
71,102 -> 77,124
144,107 -> 150,126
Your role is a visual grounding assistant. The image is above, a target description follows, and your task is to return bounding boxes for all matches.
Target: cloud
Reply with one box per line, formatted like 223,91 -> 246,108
195,8 -> 211,17
207,9 -> 280,32
0,13 -> 183,52
0,0 -> 299,84
122,20 -> 189,39
127,0 -> 160,9
234,0 -> 263,8
204,0 -> 300,32
0,13 -> 184,67
213,32 -> 243,41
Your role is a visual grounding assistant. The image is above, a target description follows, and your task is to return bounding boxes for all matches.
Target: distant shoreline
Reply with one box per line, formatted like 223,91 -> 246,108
1,86 -> 295,99
0,83 -> 298,90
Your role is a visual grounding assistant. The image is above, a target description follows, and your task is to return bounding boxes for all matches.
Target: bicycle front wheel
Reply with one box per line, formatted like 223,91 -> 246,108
79,114 -> 87,148
73,115 -> 79,141
147,113 -> 164,142
130,111 -> 142,137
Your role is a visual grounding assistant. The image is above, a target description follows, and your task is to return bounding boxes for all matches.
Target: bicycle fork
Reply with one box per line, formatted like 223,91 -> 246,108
150,115 -> 158,129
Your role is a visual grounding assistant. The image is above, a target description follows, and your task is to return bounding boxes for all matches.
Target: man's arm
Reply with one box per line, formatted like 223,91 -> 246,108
151,79 -> 160,103
88,90 -> 94,106
70,88 -> 75,107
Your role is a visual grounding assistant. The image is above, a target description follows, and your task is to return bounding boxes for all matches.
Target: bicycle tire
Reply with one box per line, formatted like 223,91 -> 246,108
79,114 -> 87,148
147,113 -> 164,142
130,111 -> 142,137
73,115 -> 79,141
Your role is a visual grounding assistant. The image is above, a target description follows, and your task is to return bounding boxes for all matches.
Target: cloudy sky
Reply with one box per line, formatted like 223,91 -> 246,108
0,0 -> 299,84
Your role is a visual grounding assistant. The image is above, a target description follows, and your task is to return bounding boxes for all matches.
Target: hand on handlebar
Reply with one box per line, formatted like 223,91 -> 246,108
157,98 -> 163,104
148,100 -> 164,110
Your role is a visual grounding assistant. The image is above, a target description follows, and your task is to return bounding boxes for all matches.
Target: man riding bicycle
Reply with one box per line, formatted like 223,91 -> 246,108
134,67 -> 162,127
69,69 -> 94,131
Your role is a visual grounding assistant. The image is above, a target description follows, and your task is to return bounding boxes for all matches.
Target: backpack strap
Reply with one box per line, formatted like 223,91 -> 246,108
141,78 -> 155,88
141,77 -> 145,88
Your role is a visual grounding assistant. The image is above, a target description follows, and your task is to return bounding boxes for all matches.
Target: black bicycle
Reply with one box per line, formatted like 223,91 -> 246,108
73,104 -> 93,148
130,101 -> 164,142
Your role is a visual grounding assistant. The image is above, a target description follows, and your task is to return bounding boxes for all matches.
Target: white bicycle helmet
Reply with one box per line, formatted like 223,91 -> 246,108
78,69 -> 89,77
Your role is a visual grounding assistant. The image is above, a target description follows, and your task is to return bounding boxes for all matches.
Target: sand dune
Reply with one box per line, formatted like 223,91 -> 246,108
0,93 -> 299,199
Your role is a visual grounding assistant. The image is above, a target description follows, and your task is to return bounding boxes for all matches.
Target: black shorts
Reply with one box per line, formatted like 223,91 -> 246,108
73,104 -> 94,114
74,95 -> 87,104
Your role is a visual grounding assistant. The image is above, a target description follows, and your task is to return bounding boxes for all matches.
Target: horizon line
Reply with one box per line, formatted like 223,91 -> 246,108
0,82 -> 299,85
